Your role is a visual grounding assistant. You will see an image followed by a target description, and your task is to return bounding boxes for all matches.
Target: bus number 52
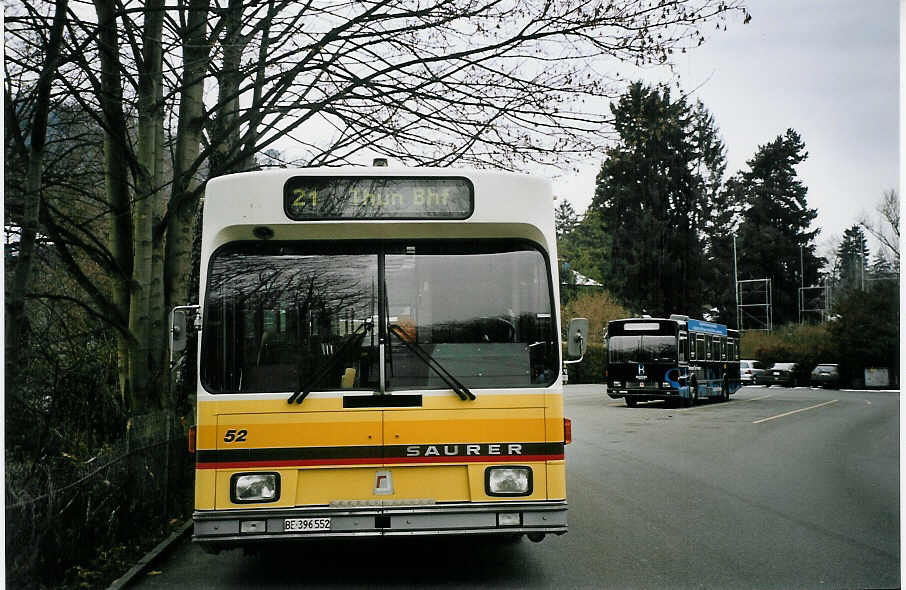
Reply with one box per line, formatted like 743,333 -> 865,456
223,429 -> 247,443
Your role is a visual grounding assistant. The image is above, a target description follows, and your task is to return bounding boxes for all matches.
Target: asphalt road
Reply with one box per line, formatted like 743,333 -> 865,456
131,385 -> 899,589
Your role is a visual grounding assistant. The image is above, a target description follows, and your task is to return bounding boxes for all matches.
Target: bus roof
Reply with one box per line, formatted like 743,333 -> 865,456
686,319 -> 727,336
202,167 -> 556,251
608,317 -> 733,337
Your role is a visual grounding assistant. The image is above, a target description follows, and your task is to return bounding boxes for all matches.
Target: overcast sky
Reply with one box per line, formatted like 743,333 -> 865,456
547,0 -> 899,263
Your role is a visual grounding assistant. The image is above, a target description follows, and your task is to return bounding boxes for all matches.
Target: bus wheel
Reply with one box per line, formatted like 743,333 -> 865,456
685,378 -> 697,407
625,397 -> 636,408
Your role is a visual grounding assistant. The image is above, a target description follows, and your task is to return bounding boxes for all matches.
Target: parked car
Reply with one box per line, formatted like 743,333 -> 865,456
810,363 -> 840,388
740,359 -> 765,385
755,362 -> 799,387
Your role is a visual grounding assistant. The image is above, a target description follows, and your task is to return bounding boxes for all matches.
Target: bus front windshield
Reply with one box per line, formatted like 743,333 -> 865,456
200,240 -> 558,393
609,335 -> 677,364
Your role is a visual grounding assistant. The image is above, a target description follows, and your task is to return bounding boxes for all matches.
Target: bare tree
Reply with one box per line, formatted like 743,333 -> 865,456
860,189 -> 899,268
5,0 -> 70,379
6,0 -> 750,412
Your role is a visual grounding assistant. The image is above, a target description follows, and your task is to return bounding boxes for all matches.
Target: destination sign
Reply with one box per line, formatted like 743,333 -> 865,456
686,319 -> 727,336
284,176 -> 473,220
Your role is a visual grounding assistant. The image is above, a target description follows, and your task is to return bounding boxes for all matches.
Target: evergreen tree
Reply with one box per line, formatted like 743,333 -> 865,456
835,225 -> 869,291
733,129 -> 824,326
588,82 -> 724,317
554,199 -> 580,240
704,178 -> 745,325
692,101 -> 743,325
870,249 -> 896,277
829,279 -> 899,385
557,208 -> 610,287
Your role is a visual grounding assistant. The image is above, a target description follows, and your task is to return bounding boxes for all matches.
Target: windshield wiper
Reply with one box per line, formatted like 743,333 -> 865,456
288,320 -> 373,405
388,324 -> 476,401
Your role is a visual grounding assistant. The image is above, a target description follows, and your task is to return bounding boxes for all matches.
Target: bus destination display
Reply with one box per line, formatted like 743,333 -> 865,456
284,176 -> 473,220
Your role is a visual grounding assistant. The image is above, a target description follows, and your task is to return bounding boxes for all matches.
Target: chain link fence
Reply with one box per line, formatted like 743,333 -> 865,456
6,411 -> 193,588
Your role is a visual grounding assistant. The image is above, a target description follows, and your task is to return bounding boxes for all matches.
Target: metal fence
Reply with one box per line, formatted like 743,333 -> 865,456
5,411 -> 192,588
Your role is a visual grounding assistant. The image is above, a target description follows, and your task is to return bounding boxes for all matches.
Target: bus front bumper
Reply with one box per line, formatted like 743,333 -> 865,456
193,501 -> 567,549
608,387 -> 681,401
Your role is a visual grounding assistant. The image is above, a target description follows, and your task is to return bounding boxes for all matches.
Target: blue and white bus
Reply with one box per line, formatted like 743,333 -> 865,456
605,315 -> 741,407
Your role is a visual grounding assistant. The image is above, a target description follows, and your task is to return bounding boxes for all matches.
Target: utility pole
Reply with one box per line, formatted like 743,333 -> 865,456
733,236 -> 739,329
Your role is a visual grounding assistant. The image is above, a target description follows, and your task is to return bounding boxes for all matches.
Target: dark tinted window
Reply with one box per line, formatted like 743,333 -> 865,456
201,246 -> 379,393
608,335 -> 676,363
200,240 -> 556,393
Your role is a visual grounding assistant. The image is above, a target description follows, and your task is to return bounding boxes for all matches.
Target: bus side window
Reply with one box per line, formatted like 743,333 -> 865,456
705,335 -> 712,359
721,337 -> 727,361
695,334 -> 705,361
679,332 -> 687,363
689,333 -> 696,360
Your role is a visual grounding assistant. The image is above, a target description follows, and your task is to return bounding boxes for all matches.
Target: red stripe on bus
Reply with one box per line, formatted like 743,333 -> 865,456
195,453 -> 564,470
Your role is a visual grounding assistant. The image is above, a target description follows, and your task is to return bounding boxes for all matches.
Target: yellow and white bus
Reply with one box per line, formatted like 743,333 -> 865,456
174,166 -> 587,552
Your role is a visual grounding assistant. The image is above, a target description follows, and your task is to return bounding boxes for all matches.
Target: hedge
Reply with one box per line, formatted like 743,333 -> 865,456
563,343 -> 606,384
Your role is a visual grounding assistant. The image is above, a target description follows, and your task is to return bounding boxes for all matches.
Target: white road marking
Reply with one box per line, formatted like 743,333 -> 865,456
752,400 -> 838,424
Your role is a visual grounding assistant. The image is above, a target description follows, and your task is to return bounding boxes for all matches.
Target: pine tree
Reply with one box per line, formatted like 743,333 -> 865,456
588,82 -> 724,317
733,129 -> 824,326
835,225 -> 869,292
870,249 -> 896,277
554,199 -> 580,240
704,178 -> 745,325
558,208 -> 610,287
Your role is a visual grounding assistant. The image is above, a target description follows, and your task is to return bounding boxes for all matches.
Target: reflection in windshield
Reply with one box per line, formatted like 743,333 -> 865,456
609,335 -> 677,363
386,246 -> 556,388
200,241 -> 556,393
201,250 -> 378,393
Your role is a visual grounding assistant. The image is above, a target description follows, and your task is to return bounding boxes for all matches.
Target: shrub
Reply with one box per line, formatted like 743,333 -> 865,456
828,281 -> 899,386
559,290 -> 627,384
741,323 -> 836,385
561,290 -> 629,345
562,343 -> 605,384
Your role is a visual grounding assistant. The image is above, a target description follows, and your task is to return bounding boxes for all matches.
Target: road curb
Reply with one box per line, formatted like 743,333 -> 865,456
107,520 -> 193,590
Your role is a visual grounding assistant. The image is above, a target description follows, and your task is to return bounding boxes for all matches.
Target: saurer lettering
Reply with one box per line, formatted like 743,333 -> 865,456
405,444 -> 523,457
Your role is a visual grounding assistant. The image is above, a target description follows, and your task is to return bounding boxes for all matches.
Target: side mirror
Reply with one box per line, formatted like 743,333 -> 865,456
170,305 -> 199,365
565,317 -> 589,363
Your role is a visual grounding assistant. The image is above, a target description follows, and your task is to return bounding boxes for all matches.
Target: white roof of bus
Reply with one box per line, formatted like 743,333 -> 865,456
202,167 -> 556,250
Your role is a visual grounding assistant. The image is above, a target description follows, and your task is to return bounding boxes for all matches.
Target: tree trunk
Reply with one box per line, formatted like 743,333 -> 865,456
240,0 -> 276,172
130,0 -> 166,413
93,0 -> 135,405
165,0 -> 211,318
208,0 -> 245,176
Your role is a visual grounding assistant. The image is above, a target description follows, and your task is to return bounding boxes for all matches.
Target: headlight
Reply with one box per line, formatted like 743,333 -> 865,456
485,466 -> 532,496
613,381 -> 622,387
231,472 -> 280,503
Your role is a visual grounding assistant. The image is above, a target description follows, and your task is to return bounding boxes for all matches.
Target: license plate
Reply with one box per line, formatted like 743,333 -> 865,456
285,518 -> 331,532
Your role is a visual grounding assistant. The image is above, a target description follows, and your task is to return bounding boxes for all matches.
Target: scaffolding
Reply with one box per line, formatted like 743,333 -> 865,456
799,282 -> 830,324
737,278 -> 772,333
